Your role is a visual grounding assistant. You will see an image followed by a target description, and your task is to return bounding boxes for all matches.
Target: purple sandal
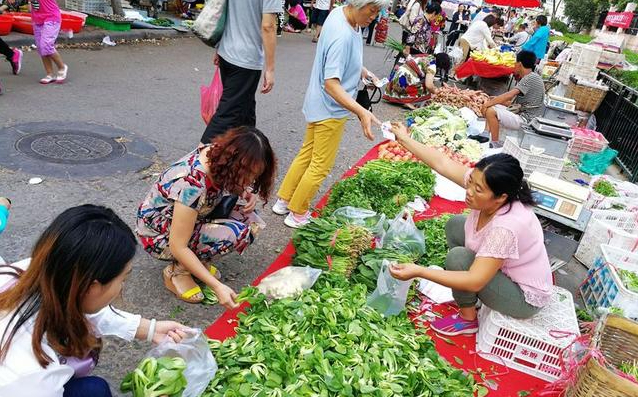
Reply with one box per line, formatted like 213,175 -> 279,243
431,313 -> 479,336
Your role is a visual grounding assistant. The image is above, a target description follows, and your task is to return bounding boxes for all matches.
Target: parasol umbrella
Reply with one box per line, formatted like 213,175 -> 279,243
484,0 -> 540,8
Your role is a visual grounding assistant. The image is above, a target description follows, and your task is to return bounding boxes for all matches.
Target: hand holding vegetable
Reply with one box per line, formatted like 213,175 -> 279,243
152,321 -> 189,344
214,283 -> 240,310
389,262 -> 422,281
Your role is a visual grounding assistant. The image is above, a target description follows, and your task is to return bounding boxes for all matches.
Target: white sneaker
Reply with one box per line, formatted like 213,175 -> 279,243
271,198 -> 290,215
284,212 -> 311,228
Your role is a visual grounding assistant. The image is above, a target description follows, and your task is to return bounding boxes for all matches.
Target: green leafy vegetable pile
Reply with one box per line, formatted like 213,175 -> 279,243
149,17 -> 174,26
593,179 -> 619,197
416,214 -> 453,268
204,273 -> 476,396
120,356 -> 187,397
292,217 -> 374,277
352,248 -> 420,292
618,268 -> 638,293
322,160 -> 436,219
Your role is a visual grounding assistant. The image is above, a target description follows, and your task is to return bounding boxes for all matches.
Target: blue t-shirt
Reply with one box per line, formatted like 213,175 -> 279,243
522,25 -> 550,60
302,6 -> 363,123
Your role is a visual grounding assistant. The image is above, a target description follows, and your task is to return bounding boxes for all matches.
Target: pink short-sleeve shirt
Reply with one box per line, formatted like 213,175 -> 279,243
463,169 -> 553,307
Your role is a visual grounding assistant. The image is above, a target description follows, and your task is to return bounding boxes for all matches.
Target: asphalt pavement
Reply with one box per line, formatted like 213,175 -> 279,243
0,29 -> 405,394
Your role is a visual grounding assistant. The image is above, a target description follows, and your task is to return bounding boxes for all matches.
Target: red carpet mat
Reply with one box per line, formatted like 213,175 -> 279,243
205,142 -> 548,396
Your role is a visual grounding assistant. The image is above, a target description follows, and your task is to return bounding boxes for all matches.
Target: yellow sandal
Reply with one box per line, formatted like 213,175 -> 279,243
163,263 -> 204,304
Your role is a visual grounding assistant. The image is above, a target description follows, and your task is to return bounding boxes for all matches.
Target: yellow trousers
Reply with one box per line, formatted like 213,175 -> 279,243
277,118 -> 348,214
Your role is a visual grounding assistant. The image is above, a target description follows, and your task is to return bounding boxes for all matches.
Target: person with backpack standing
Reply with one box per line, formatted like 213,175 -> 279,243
199,0 -> 282,145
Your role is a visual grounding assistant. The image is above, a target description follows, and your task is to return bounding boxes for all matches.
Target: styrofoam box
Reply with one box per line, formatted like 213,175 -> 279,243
476,286 -> 580,382
580,244 -> 638,320
574,210 -> 638,268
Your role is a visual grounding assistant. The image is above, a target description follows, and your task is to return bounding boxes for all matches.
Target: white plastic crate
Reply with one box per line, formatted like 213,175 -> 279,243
502,137 -> 565,178
557,62 -> 599,85
580,245 -> 638,320
65,0 -> 106,13
598,50 -> 625,68
574,210 -> 638,268
476,286 -> 580,382
569,43 -> 603,67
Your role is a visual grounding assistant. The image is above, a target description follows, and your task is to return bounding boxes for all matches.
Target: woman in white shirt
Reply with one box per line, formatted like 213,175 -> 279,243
0,205 -> 187,397
458,14 -> 503,62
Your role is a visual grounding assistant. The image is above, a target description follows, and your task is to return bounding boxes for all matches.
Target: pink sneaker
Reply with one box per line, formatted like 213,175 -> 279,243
11,49 -> 22,75
431,313 -> 479,336
284,211 -> 311,228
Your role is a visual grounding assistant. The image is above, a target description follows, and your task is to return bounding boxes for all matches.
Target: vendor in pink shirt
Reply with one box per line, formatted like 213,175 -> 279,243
388,122 -> 553,336
31,0 -> 68,84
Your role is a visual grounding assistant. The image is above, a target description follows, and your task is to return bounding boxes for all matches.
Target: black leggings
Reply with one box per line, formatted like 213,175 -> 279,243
0,38 -> 14,62
288,16 -> 306,30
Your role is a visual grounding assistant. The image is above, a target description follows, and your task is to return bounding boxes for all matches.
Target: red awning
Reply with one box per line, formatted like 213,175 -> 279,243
484,0 -> 541,8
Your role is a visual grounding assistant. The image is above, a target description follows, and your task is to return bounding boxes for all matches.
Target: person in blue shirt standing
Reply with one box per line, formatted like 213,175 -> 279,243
522,15 -> 550,62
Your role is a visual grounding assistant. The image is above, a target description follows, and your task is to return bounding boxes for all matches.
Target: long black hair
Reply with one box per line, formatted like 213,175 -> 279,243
474,153 -> 536,207
0,204 -> 137,367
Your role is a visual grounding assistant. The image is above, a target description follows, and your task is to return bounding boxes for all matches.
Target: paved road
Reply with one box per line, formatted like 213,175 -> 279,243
0,30 -> 405,393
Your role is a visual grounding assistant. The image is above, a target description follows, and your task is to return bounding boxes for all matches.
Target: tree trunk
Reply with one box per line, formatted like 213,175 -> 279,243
111,0 -> 124,16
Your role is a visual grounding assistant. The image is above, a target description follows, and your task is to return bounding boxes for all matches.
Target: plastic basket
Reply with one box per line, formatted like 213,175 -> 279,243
476,286 -> 580,382
565,79 -> 608,113
567,315 -> 638,397
502,137 -> 565,178
580,245 -> 638,320
568,128 -> 609,162
574,210 -> 638,268
569,43 -> 603,67
86,15 -> 131,31
0,14 -> 13,36
65,0 -> 106,13
557,62 -> 599,85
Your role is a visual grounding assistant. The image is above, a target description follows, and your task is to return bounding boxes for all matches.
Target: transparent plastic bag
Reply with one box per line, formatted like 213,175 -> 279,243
257,266 -> 322,300
331,206 -> 386,236
379,210 -> 425,257
367,260 -> 412,316
147,328 -> 217,397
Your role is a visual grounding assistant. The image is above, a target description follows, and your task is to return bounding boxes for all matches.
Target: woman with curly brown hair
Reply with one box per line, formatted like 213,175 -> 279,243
136,127 -> 276,309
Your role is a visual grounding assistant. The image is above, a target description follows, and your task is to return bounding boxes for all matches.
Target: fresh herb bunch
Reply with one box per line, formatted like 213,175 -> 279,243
292,217 -> 373,277
120,356 -> 187,397
322,160 -> 436,218
384,36 -> 404,52
593,179 -> 618,197
205,273 -> 476,396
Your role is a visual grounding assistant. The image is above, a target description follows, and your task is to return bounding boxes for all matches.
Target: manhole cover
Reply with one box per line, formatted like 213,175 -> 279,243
0,122 -> 156,179
16,131 -> 127,165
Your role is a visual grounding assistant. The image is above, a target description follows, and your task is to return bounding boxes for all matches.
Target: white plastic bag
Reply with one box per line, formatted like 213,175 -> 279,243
257,266 -> 322,299
380,210 -> 425,257
147,328 -> 217,397
448,45 -> 464,66
367,260 -> 412,316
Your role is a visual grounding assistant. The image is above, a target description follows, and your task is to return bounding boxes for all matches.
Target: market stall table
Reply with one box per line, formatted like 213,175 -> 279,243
204,142 -> 551,396
455,58 -> 515,80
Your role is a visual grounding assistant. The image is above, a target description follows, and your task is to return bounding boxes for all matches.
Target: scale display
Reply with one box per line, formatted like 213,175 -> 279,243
528,172 -> 589,221
532,190 -> 581,220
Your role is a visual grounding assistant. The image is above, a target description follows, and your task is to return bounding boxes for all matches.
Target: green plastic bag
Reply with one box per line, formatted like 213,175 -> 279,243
579,147 -> 618,175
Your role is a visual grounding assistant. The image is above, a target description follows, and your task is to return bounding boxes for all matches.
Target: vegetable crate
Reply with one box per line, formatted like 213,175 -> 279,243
503,137 -> 565,179
580,245 -> 638,320
476,286 -> 580,382
566,315 -> 638,397
558,62 -> 599,85
585,175 -> 638,211
574,210 -> 638,268
568,128 -> 609,163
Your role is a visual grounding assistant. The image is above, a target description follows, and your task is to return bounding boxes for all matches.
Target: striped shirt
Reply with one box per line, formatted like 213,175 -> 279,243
514,72 -> 545,121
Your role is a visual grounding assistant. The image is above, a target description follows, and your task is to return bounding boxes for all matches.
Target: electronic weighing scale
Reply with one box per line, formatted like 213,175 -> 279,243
529,172 -> 589,220
530,118 -> 573,140
547,94 -> 576,112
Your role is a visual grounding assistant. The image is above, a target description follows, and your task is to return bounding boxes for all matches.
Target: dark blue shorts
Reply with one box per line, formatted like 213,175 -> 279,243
310,9 -> 329,26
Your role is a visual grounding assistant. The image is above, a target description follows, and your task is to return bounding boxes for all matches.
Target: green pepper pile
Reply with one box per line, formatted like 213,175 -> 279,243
204,273 -> 476,396
322,160 -> 436,219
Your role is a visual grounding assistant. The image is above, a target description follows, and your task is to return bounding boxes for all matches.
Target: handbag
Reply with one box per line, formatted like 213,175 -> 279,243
193,0 -> 228,48
356,87 -> 381,112
398,0 -> 418,32
207,194 -> 238,220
